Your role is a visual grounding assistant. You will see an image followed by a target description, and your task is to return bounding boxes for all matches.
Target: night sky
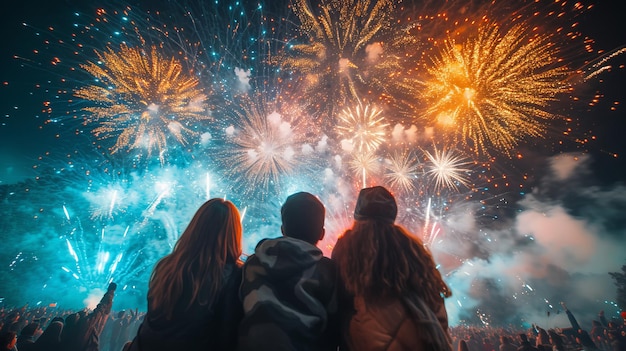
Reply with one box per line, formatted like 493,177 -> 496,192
2,0 -> 625,183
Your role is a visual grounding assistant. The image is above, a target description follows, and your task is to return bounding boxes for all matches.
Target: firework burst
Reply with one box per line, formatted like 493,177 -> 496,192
220,94 -> 319,196
348,149 -> 381,188
74,44 -> 210,163
384,150 -> 421,194
282,0 -> 399,122
419,22 -> 570,158
336,102 -> 388,154
424,146 -> 472,192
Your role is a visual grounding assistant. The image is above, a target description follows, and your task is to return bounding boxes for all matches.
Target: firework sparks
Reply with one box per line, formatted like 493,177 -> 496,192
221,95 -> 317,196
74,44 -> 210,163
348,149 -> 380,188
384,150 -> 420,194
283,0 -> 399,121
5,0 -> 622,325
419,22 -> 570,157
425,147 -> 472,192
336,102 -> 388,154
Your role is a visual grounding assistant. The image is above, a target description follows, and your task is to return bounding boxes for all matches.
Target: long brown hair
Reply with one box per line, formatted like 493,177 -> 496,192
335,220 -> 451,308
147,198 -> 242,319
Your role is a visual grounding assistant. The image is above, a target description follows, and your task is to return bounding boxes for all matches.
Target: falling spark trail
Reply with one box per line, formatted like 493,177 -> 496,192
241,206 -> 247,222
66,239 -> 79,262
63,205 -> 71,221
108,190 -> 118,219
423,197 -> 432,238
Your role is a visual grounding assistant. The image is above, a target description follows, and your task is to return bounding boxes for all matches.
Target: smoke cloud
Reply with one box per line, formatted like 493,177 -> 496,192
442,153 -> 625,327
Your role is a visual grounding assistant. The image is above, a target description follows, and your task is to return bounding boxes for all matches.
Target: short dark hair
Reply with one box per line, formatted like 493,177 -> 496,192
281,192 -> 325,244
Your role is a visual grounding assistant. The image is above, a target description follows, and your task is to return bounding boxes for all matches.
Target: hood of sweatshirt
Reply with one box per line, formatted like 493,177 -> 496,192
250,236 -> 322,281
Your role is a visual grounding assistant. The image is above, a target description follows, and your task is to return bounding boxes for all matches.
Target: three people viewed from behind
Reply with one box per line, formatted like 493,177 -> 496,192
127,186 -> 451,351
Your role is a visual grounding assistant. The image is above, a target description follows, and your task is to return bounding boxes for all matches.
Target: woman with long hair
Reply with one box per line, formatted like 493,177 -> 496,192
128,198 -> 243,351
332,186 -> 452,351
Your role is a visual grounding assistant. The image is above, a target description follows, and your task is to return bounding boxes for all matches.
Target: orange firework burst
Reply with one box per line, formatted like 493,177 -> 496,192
419,22 -> 570,158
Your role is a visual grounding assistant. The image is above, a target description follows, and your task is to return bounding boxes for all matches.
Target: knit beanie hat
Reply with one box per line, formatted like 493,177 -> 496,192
353,186 -> 397,223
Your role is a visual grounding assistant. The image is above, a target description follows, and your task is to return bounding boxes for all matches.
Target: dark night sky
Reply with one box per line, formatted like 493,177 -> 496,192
1,0 -> 625,185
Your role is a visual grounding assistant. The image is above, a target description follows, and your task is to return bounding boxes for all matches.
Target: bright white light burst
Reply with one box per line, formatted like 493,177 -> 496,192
425,147 -> 472,192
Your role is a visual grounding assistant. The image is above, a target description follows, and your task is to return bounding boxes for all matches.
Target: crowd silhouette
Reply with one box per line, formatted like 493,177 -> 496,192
1,187 -> 625,351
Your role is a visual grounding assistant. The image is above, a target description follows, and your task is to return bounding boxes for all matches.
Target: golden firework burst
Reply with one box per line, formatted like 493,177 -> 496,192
282,0 -> 400,122
336,102 -> 388,154
75,44 -> 210,163
420,22 -> 570,157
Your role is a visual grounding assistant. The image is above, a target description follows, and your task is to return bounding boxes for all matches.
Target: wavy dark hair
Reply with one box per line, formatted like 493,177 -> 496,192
147,198 -> 242,320
334,220 -> 451,308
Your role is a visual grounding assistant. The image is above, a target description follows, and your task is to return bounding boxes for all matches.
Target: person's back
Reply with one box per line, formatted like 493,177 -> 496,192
237,192 -> 339,351
332,186 -> 451,351
127,199 -> 244,351
134,262 -> 242,350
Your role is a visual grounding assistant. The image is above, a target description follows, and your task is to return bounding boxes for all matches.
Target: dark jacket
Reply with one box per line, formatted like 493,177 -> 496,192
128,262 -> 243,351
332,232 -> 450,351
237,236 -> 339,351
66,288 -> 115,351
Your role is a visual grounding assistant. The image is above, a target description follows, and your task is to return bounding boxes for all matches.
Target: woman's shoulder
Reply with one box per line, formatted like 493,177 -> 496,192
330,230 -> 353,259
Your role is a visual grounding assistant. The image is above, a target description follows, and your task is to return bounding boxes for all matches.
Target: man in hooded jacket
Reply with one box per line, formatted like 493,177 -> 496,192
237,192 -> 339,351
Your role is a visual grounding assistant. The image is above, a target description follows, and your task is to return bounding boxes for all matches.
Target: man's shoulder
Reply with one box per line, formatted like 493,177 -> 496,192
313,255 -> 337,272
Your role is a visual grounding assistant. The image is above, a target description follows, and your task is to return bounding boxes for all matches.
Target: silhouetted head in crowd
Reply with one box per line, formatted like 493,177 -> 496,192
281,192 -> 325,244
519,333 -> 530,344
0,331 -> 17,351
458,340 -> 469,351
35,321 -> 63,347
148,198 -> 243,319
353,186 -> 397,223
18,322 -> 39,338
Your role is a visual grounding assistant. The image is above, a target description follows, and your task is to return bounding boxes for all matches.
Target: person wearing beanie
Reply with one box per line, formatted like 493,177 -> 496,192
332,186 -> 452,351
237,192 -> 339,351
